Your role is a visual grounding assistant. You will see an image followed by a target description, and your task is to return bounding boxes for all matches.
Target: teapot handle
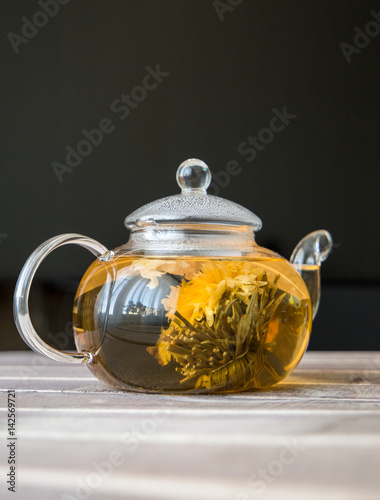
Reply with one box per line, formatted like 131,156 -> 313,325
13,234 -> 109,364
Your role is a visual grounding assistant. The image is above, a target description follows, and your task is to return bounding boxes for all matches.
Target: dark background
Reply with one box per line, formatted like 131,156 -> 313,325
0,0 -> 379,352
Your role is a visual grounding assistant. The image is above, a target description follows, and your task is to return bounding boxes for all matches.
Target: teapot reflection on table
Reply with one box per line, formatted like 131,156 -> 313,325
14,159 -> 332,393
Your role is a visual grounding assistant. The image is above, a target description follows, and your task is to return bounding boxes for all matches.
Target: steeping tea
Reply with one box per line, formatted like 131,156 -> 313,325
73,256 -> 312,393
14,158 -> 331,393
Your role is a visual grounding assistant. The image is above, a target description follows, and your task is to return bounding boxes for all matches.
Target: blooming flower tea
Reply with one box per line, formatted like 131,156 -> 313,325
73,256 -> 312,393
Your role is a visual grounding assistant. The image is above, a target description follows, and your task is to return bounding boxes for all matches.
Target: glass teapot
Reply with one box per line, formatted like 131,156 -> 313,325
14,159 -> 332,394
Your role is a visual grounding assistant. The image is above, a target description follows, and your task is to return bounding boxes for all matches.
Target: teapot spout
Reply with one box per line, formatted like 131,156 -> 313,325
290,230 -> 333,319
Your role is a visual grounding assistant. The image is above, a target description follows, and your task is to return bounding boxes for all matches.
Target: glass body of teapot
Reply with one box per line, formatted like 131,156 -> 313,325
14,159 -> 332,394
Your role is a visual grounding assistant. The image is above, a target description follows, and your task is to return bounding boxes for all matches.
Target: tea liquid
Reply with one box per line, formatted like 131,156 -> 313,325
73,256 -> 312,393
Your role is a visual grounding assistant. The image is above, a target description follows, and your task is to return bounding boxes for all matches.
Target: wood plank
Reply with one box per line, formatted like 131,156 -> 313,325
0,351 -> 379,499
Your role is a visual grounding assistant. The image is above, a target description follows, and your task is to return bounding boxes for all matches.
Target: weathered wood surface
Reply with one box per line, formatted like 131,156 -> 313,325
0,351 -> 379,500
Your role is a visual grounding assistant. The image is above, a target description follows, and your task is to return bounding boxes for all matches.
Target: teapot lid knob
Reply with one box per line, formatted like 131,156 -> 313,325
176,159 -> 212,194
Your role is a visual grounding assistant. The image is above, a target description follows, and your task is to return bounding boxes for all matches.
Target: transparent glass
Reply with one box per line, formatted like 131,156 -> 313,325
73,251 -> 312,393
13,159 -> 332,394
290,230 -> 333,318
13,234 -> 108,364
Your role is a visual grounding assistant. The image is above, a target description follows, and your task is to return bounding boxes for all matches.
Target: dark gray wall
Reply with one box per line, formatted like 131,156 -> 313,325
1,0 -> 379,350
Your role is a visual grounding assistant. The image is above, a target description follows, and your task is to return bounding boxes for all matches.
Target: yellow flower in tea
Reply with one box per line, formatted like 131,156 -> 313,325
129,259 -> 199,289
129,259 -> 166,289
147,260 -> 289,390
162,261 -> 268,326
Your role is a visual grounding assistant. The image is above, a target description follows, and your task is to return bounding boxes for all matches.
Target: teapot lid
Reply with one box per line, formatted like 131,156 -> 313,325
125,159 -> 262,231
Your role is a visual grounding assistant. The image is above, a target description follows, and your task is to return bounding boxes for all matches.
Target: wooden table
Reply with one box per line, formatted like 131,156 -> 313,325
0,351 -> 379,500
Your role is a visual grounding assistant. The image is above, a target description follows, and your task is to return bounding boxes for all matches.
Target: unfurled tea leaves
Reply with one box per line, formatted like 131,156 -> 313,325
147,262 -> 289,391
